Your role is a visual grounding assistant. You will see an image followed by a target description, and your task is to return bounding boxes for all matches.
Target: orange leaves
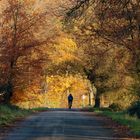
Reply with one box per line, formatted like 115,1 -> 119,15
11,84 -> 47,109
48,36 -> 78,65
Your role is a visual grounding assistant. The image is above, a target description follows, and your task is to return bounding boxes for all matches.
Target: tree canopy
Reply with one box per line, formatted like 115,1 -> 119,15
0,0 -> 139,109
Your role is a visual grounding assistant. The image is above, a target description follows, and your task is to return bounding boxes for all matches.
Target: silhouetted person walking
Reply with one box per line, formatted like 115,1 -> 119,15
68,94 -> 73,109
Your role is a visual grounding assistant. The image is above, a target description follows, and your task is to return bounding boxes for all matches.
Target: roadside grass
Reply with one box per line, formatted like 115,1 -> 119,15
30,107 -> 49,112
0,104 -> 49,126
0,104 -> 31,125
82,107 -> 140,137
95,108 -> 140,137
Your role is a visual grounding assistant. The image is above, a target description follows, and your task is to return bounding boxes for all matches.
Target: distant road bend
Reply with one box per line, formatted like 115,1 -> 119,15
0,109 -> 138,140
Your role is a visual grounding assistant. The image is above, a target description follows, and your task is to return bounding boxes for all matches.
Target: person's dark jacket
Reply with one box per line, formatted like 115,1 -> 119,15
68,94 -> 73,101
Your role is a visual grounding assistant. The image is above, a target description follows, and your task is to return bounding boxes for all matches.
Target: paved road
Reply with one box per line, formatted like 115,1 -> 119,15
0,109 -> 136,140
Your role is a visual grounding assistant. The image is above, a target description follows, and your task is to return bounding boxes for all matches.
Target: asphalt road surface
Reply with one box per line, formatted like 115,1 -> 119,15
0,109 -> 137,140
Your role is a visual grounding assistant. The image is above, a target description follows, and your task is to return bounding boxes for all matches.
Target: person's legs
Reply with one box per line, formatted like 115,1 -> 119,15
68,100 -> 72,109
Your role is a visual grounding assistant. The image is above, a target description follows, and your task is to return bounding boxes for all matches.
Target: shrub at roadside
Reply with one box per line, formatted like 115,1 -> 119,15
109,103 -> 124,112
127,101 -> 140,119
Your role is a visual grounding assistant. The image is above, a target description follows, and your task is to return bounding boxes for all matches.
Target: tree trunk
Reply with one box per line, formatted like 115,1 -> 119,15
4,81 -> 13,104
94,96 -> 100,108
3,61 -> 14,104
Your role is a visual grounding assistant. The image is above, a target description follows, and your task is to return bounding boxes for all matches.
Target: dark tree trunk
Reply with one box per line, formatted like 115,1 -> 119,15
84,68 -> 101,107
3,81 -> 13,104
94,96 -> 100,108
3,61 -> 14,104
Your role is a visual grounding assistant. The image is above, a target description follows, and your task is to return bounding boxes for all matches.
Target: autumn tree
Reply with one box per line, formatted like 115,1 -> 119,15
0,0 -> 57,103
94,0 -> 140,99
65,0 -> 139,107
66,0 -> 140,76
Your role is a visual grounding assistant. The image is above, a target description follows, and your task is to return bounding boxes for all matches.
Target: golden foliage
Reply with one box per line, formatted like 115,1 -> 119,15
45,74 -> 90,108
48,36 -> 78,65
11,84 -> 47,109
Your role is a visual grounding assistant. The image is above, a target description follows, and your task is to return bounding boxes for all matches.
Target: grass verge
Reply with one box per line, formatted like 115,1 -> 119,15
30,107 -> 49,112
94,108 -> 140,137
0,104 -> 49,126
0,104 -> 31,125
81,107 -> 140,137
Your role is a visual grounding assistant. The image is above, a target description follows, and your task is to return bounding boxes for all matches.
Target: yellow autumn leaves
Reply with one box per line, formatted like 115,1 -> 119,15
45,74 -> 91,108
12,35 -> 93,108
48,37 -> 78,65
